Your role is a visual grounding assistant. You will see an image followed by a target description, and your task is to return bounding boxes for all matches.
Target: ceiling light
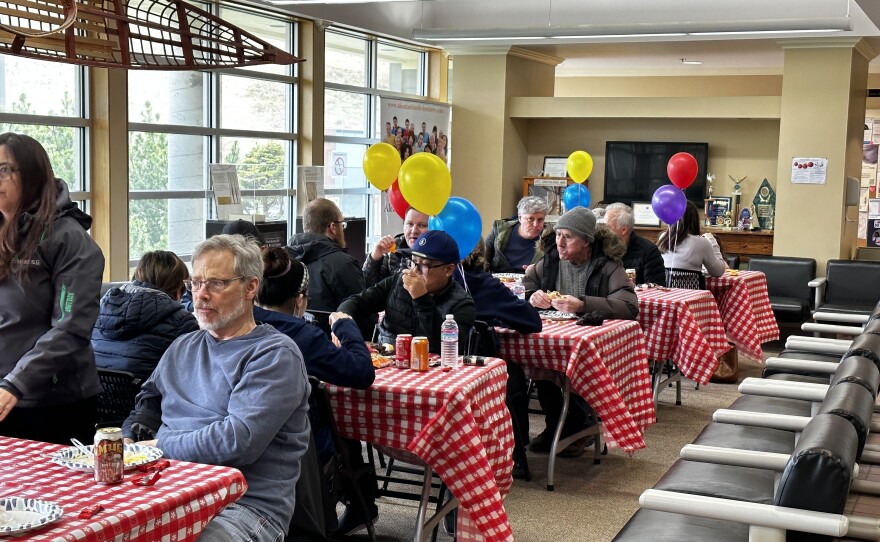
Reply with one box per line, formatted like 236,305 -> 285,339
269,0 -> 412,4
680,58 -> 702,65
412,17 -> 850,42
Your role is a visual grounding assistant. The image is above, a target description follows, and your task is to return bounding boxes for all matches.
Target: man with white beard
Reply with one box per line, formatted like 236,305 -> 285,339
122,234 -> 310,542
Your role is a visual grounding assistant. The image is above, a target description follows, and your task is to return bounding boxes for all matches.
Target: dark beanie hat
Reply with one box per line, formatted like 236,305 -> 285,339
554,207 -> 596,242
222,219 -> 266,245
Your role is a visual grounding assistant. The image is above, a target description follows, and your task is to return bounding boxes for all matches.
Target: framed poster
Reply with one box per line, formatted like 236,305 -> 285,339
706,197 -> 732,227
543,156 -> 568,178
632,201 -> 660,226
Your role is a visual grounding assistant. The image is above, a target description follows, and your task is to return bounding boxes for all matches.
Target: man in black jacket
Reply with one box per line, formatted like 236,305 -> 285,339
603,202 -> 666,286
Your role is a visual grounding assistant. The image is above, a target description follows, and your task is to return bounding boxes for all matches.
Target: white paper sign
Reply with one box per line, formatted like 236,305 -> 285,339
534,178 -> 568,188
209,164 -> 242,220
297,166 -> 325,215
791,157 -> 828,185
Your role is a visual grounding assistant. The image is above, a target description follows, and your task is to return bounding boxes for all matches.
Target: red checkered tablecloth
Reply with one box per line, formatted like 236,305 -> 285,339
637,287 -> 730,384
496,319 -> 654,453
327,359 -> 514,542
0,436 -> 246,541
706,270 -> 780,361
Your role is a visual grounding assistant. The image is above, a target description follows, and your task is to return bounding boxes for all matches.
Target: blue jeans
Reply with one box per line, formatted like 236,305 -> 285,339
199,503 -> 284,542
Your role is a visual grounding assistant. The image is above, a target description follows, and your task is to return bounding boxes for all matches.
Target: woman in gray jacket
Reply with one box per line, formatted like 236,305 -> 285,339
0,133 -> 104,444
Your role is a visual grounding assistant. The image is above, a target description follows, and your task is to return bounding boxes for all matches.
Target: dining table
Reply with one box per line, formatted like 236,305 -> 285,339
326,357 -> 514,542
0,436 -> 246,541
636,286 -> 731,385
496,319 -> 654,453
705,270 -> 780,361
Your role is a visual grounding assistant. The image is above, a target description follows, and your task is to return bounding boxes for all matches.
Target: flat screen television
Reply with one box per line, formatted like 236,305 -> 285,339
603,141 -> 708,207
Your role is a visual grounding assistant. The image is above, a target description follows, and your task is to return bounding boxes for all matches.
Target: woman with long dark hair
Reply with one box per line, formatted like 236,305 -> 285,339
0,132 -> 105,444
657,201 -> 726,288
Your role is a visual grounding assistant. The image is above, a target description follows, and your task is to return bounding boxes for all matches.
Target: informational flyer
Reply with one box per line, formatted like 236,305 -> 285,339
209,164 -> 242,219
863,144 -> 878,188
791,157 -> 827,184
297,166 -> 324,215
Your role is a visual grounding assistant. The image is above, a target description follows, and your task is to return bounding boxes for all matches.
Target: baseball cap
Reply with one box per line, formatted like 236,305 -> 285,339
222,219 -> 266,245
405,230 -> 460,264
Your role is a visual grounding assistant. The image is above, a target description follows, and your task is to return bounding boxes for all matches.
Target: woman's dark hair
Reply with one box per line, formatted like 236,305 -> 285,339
258,247 -> 308,307
133,250 -> 189,298
0,133 -> 59,282
462,237 -> 489,273
657,200 -> 701,252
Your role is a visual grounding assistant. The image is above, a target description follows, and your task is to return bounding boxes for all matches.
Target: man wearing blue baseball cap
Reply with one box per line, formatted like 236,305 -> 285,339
332,230 -> 476,534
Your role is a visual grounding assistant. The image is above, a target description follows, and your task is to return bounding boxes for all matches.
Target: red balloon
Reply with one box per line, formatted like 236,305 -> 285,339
387,180 -> 409,219
666,152 -> 699,189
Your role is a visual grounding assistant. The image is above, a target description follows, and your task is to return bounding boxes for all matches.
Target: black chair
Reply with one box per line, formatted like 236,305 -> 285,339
724,254 -> 740,270
288,432 -> 334,542
747,256 -> 816,323
665,268 -> 705,290
306,310 -> 333,338
306,376 -> 376,542
813,259 -> 880,317
95,368 -> 142,427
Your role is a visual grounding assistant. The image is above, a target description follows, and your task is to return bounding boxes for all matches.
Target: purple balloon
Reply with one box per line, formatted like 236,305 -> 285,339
651,185 -> 687,224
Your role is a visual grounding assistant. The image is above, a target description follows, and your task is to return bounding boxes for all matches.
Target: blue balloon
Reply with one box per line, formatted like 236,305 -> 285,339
428,197 -> 482,261
563,183 -> 591,211
651,185 -> 687,224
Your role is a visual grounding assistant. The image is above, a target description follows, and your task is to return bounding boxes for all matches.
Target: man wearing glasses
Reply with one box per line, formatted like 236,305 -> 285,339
288,198 -> 365,316
122,234 -> 310,542
332,230 -> 475,535
485,196 -> 555,273
337,230 -> 475,354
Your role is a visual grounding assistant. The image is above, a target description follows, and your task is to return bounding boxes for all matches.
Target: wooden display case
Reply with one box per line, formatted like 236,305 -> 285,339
522,176 -> 576,219
634,226 -> 774,257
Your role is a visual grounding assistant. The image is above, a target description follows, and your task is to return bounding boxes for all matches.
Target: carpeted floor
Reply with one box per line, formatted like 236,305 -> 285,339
344,346 -> 775,542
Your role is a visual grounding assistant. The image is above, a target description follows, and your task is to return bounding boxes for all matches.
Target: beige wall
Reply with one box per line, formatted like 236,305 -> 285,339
555,75 -> 783,98
526,118 -> 780,207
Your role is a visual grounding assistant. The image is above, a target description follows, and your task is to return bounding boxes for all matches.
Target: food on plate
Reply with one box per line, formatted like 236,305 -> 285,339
497,276 -> 517,283
66,450 -> 151,467
370,351 -> 393,368
547,291 -> 562,300
725,269 -> 739,276
366,342 -> 394,356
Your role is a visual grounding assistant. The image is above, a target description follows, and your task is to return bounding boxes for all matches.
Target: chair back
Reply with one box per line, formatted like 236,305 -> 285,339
287,431 -> 332,542
306,310 -> 333,338
774,413 -> 857,541
96,368 -> 142,426
824,259 -> 880,307
665,268 -> 705,290
467,319 -> 498,357
747,256 -> 815,302
724,254 -> 740,270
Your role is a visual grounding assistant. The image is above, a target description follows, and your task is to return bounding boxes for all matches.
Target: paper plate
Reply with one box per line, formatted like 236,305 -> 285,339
540,310 -> 578,321
492,273 -> 524,283
0,498 -> 63,537
50,442 -> 163,472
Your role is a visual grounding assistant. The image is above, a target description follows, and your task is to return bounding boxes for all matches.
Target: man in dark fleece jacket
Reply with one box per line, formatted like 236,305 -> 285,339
287,198 -> 365,312
603,202 -> 666,286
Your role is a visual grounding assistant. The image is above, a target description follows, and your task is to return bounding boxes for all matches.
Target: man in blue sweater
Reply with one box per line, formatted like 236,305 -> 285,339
122,234 -> 310,542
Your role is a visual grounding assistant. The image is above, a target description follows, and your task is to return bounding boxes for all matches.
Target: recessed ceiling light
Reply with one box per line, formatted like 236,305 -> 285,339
680,58 -> 702,65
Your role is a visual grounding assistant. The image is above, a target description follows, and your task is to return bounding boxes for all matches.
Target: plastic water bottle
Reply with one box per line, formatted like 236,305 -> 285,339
440,314 -> 460,370
512,280 -> 525,300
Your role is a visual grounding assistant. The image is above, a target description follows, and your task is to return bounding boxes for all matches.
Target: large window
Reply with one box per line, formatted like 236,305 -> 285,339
127,6 -> 297,263
0,57 -> 87,194
324,30 -> 427,243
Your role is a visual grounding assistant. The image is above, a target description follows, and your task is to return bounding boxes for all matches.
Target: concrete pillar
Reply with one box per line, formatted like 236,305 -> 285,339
774,39 -> 877,271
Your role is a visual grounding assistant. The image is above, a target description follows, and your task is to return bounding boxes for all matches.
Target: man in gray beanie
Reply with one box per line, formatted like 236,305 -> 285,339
522,205 -> 638,458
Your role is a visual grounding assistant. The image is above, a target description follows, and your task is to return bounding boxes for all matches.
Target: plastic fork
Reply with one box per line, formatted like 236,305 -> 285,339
70,438 -> 92,457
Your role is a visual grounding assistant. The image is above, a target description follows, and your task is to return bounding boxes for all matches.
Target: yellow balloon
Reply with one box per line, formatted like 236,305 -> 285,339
363,142 -> 401,191
566,150 -> 593,184
397,153 -> 451,216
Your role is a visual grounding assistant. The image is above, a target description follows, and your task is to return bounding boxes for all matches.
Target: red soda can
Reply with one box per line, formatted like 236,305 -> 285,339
94,427 -> 124,484
411,336 -> 429,371
395,334 -> 413,369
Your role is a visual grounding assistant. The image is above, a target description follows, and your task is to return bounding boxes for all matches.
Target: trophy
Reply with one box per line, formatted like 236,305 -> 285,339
728,175 -> 746,221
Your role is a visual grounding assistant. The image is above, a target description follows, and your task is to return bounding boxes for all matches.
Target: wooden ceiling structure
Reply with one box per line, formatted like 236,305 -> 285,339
0,0 -> 302,69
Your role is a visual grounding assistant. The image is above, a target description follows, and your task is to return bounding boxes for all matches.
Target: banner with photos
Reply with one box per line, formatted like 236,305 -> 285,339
379,98 -> 451,166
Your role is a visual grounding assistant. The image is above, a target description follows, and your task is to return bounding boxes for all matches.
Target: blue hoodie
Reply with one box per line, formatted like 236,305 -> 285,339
453,270 -> 542,334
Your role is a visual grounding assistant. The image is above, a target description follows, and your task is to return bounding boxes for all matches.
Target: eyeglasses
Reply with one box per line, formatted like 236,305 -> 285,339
184,276 -> 244,293
331,220 -> 347,230
408,258 -> 448,274
0,165 -> 19,182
